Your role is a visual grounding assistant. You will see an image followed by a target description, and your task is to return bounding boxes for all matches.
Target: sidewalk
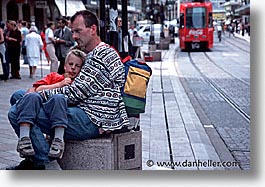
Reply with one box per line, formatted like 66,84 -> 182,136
0,57 -> 62,169
141,41 -> 239,170
0,42 -> 238,170
234,32 -> 250,43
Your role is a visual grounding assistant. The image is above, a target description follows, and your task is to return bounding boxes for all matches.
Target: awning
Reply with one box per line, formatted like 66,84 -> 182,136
235,4 -> 250,15
55,0 -> 86,17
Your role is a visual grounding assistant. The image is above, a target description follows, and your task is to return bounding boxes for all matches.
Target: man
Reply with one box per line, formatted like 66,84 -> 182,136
45,22 -> 59,72
54,18 -> 75,74
5,21 -> 22,79
20,21 -> 29,64
117,17 -> 130,59
128,23 -> 138,58
7,10 -> 129,170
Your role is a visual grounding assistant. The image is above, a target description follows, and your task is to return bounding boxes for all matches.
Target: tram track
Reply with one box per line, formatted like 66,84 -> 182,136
204,52 -> 250,87
187,52 -> 250,123
172,47 -> 244,169
222,36 -> 250,54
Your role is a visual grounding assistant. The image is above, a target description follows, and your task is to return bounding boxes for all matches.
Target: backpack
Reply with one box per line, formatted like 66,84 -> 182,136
121,57 -> 152,115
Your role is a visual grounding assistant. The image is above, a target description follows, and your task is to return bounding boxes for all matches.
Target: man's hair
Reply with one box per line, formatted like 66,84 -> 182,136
70,10 -> 99,35
47,22 -> 54,28
58,18 -> 67,25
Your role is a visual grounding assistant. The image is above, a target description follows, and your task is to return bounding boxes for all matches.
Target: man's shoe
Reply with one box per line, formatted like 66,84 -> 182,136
48,138 -> 65,159
6,159 -> 45,170
17,137 -> 35,158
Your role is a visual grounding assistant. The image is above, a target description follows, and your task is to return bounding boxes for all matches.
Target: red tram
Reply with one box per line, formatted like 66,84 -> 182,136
178,0 -> 214,51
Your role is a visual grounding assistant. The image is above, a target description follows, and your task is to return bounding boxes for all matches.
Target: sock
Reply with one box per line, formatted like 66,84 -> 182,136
54,127 -> 65,141
19,125 -> 30,140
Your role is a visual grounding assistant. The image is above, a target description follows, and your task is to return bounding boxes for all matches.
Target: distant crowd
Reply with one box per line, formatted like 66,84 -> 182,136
0,18 -> 75,81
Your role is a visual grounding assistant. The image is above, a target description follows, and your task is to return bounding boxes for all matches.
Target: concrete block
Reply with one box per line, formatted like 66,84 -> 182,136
149,51 -> 161,61
158,38 -> 170,50
148,44 -> 157,51
58,136 -> 115,170
114,131 -> 142,170
158,42 -> 169,50
58,131 -> 142,170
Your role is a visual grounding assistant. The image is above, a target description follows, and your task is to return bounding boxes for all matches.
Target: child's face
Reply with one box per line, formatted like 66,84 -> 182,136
64,53 -> 83,79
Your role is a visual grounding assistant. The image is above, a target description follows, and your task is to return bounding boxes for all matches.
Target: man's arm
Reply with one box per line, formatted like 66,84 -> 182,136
41,46 -> 125,102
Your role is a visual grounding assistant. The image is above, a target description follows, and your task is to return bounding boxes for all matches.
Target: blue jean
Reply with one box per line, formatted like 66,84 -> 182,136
8,90 -> 100,166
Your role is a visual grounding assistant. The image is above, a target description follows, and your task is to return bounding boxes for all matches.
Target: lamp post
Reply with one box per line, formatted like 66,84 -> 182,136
149,0 -> 155,45
121,0 -> 129,58
65,0 -> 67,17
160,0 -> 166,38
99,0 -> 106,42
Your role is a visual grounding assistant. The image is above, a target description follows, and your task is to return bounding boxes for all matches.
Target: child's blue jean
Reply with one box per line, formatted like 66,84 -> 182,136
8,90 -> 100,166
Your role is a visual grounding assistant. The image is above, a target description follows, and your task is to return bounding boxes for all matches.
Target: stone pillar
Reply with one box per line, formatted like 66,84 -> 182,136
18,3 -> 23,21
1,1 -> 8,21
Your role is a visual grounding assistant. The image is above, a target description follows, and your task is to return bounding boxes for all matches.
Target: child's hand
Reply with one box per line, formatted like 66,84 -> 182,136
60,78 -> 72,87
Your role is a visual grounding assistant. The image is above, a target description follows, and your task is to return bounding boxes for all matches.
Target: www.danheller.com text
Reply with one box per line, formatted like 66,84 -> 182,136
146,159 -> 240,168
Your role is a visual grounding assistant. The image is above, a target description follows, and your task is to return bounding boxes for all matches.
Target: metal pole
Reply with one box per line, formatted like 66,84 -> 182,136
149,0 -> 155,45
65,0 -> 67,17
100,0 -> 106,42
177,0 -> 180,19
40,52 -> 43,78
160,3 -> 165,38
121,0 -> 129,58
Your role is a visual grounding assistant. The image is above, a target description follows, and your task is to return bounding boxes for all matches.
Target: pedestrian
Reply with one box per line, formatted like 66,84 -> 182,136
25,26 -> 43,78
5,20 -> 22,79
54,18 -> 75,74
241,22 -> 245,37
40,26 -> 50,65
128,22 -> 139,58
7,49 -> 86,164
0,21 -> 8,81
7,10 -> 129,170
20,21 -> 29,65
217,23 -> 222,42
117,16 -> 130,59
117,17 -> 123,53
45,22 -> 58,73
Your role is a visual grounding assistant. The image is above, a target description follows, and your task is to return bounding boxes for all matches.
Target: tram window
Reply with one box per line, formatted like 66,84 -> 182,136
208,12 -> 213,27
180,13 -> 184,28
186,7 -> 206,29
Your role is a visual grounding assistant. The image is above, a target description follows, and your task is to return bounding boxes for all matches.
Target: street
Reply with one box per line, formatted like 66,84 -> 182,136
175,32 -> 250,169
141,31 -> 250,170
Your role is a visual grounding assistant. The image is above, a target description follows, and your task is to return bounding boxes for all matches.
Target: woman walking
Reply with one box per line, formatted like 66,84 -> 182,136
25,26 -> 43,78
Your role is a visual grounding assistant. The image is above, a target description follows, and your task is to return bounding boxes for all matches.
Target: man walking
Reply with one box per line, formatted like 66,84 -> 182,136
45,22 -> 58,73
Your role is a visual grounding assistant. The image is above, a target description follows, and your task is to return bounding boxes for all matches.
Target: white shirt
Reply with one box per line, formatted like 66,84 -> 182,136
45,28 -> 54,43
217,25 -> 222,31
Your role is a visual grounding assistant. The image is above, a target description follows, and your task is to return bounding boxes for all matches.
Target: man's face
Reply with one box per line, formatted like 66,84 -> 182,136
70,15 -> 92,51
58,20 -> 65,29
118,18 -> 122,28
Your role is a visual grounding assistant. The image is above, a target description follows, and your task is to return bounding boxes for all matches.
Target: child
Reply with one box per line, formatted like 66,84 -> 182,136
17,48 -> 86,159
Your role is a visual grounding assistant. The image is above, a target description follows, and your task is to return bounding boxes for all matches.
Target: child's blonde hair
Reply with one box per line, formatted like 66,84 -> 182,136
65,47 -> 86,65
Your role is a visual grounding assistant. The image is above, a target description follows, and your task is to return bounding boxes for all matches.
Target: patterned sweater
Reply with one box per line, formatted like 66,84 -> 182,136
42,42 -> 129,130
